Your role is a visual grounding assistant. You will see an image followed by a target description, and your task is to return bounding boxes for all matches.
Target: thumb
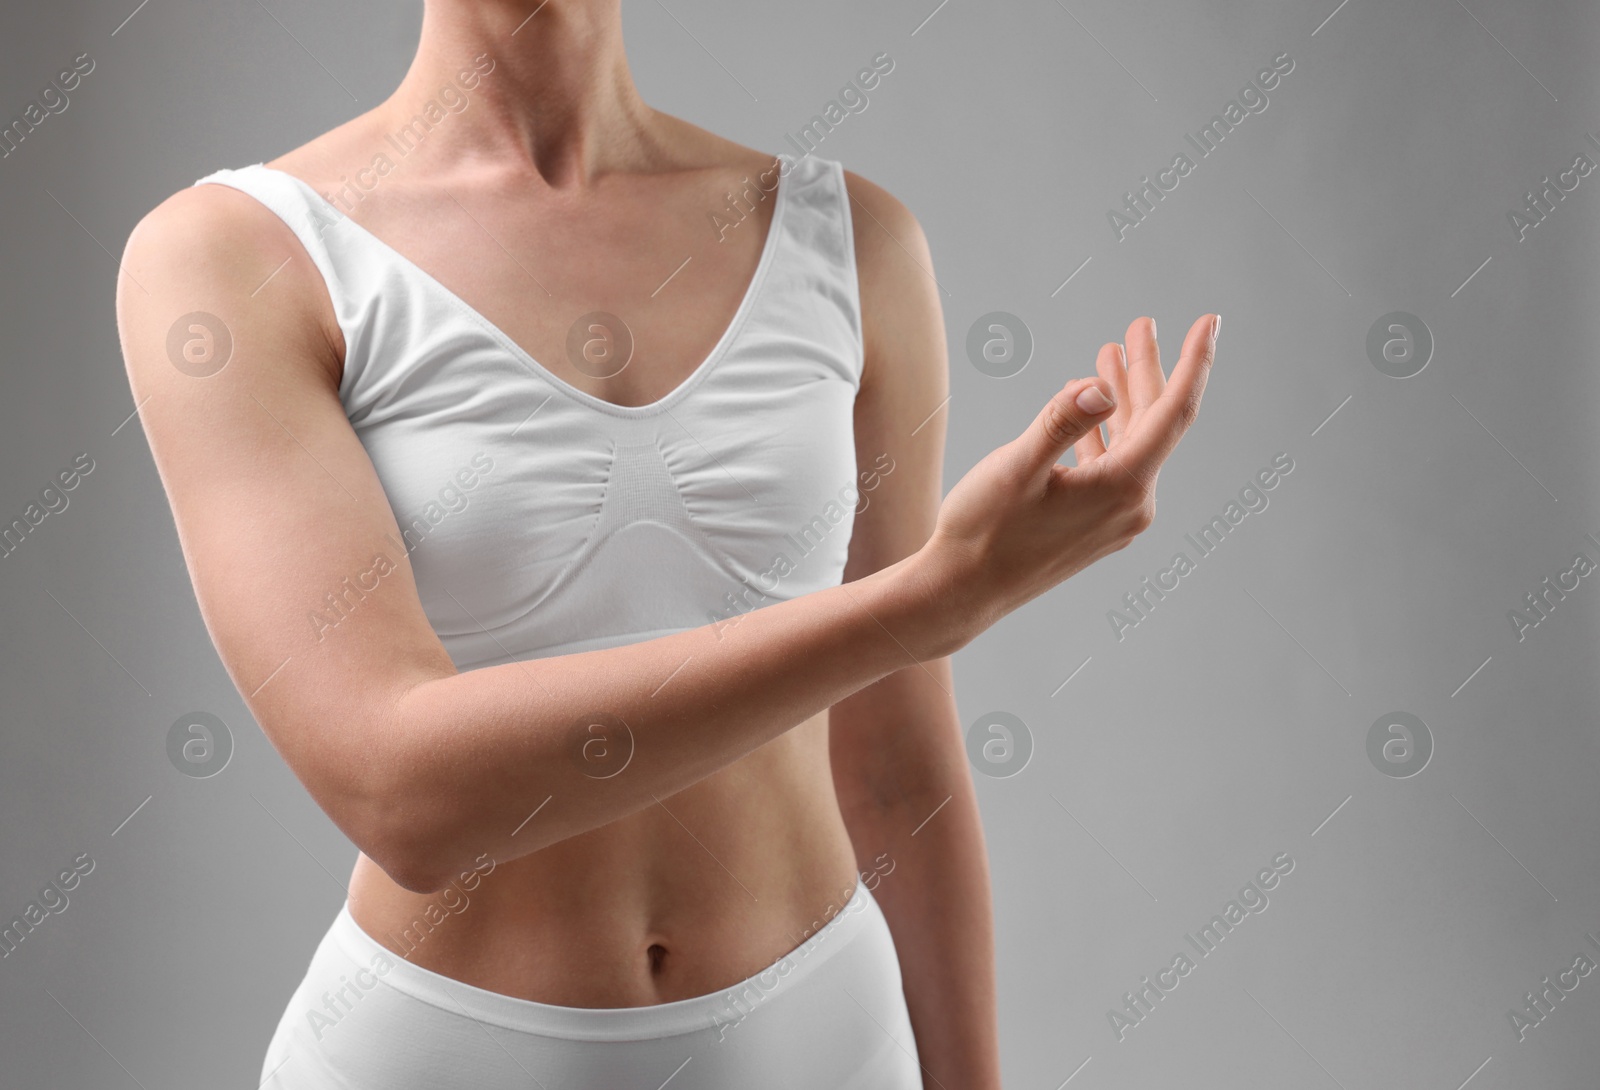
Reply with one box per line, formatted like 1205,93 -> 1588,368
1012,378 -> 1116,473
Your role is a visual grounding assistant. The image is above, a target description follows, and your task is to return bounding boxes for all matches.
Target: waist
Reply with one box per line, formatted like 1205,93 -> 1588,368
344,710 -> 861,1009
329,868 -> 878,1043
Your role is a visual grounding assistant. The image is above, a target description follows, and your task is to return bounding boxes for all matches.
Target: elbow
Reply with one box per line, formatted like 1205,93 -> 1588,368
323,683 -> 527,893
361,799 -> 467,895
364,798 -> 536,893
338,768 -> 459,895
341,696 -> 472,894
367,839 -> 451,895
371,826 -> 507,897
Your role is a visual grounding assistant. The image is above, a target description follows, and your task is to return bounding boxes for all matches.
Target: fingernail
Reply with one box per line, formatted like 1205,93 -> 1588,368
1077,385 -> 1113,413
1211,314 -> 1221,344
1149,318 -> 1157,341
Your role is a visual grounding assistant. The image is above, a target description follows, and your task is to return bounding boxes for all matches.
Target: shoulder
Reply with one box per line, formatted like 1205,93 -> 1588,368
118,177 -> 344,386
837,167 -> 942,393
839,166 -> 936,313
839,167 -> 927,259
122,181 -> 288,293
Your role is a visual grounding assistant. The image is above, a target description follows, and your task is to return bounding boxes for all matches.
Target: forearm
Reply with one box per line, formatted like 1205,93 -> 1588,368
853,768 -> 1002,1090
380,546 -> 977,891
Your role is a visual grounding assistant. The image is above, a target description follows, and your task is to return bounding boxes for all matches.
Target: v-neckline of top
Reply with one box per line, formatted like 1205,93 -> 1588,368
252,157 -> 791,418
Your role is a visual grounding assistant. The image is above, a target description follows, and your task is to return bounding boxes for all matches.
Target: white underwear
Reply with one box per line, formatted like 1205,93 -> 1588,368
258,877 -> 923,1088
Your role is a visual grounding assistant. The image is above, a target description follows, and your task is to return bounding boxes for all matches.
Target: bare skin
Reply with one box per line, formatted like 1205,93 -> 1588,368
115,2 -> 1217,1086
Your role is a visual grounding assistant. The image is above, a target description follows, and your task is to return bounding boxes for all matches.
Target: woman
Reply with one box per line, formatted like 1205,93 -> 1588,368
115,1 -> 1218,1086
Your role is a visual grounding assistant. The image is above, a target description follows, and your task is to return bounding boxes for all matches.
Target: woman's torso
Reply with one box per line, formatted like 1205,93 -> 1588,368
245,112 -> 869,1007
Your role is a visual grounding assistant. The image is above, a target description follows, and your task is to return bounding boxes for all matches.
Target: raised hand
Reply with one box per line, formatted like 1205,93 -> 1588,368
925,314 -> 1219,628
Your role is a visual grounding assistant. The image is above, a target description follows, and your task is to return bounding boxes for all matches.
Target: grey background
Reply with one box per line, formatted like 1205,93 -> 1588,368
2,0 -> 1597,1086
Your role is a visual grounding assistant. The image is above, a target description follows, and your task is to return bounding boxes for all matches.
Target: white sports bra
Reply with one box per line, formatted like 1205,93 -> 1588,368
193,153 -> 865,671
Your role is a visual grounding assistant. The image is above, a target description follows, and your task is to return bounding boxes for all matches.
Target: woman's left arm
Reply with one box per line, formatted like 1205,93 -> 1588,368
832,169 -> 1003,1090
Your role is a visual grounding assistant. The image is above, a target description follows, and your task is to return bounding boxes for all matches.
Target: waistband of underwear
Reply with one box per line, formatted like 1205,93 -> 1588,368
325,873 -> 875,1042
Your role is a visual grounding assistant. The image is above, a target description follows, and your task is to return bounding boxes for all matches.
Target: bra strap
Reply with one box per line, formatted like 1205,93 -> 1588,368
191,164 -> 354,312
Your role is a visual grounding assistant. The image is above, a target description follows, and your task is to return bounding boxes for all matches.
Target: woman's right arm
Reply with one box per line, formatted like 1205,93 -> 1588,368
117,185 -> 1214,894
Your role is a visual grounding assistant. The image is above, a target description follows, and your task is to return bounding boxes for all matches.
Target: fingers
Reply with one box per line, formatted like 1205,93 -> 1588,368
1095,342 -> 1132,445
1124,316 -> 1163,413
1015,376 -> 1118,478
1073,414 -> 1108,464
1116,313 -> 1219,478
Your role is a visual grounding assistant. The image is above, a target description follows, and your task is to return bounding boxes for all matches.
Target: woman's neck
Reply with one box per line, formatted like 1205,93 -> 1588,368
376,0 -> 665,188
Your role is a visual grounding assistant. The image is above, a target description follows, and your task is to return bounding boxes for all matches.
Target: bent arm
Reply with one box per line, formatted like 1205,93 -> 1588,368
117,184 -> 982,895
